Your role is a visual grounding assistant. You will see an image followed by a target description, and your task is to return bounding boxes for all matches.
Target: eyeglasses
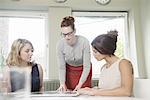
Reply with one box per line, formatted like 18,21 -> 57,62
61,31 -> 74,37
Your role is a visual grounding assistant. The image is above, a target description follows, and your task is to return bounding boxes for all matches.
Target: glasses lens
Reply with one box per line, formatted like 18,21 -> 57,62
62,31 -> 74,37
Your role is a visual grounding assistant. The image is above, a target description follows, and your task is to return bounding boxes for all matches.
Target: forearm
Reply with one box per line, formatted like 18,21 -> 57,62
93,87 -> 132,96
40,83 -> 44,92
79,66 -> 91,83
59,68 -> 66,84
80,40 -> 91,84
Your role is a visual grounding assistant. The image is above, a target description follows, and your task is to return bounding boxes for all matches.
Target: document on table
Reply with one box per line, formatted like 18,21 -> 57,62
30,91 -> 79,97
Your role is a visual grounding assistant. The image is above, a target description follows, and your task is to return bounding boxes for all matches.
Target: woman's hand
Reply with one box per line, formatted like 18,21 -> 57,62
57,84 -> 67,92
74,82 -> 83,91
77,87 -> 95,96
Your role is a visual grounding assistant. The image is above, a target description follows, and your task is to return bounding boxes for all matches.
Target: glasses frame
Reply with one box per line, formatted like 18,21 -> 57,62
61,31 -> 74,37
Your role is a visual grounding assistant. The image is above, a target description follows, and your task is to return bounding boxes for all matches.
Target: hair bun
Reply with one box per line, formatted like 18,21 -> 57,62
107,30 -> 118,38
63,16 -> 75,23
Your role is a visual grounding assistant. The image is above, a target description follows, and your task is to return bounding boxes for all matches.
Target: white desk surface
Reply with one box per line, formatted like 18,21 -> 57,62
2,94 -> 149,100
30,96 -> 148,100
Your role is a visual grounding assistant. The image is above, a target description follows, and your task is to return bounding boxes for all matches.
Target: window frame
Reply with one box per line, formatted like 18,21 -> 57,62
0,10 -> 49,79
73,11 -> 138,78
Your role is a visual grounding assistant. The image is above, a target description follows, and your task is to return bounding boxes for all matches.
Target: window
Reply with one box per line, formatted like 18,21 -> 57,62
73,12 -> 138,78
0,11 -> 49,79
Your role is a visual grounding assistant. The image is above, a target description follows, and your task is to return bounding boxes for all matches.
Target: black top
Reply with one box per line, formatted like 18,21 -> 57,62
31,64 -> 40,92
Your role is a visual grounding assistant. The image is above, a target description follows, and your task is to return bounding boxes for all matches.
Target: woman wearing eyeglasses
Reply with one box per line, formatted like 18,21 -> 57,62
57,16 -> 92,91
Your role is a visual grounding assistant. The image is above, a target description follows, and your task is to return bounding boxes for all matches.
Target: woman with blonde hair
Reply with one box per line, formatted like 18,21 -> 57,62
4,38 -> 43,92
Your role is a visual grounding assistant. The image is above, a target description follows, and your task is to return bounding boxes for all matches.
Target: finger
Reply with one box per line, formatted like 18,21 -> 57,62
58,87 -> 63,91
73,87 -> 78,91
57,87 -> 60,91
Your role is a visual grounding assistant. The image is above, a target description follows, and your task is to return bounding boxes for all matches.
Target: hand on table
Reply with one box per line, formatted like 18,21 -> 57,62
57,84 -> 67,92
73,82 -> 83,91
77,87 -> 95,96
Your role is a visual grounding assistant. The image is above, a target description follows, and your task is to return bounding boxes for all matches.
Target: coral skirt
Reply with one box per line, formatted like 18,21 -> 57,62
66,63 -> 92,90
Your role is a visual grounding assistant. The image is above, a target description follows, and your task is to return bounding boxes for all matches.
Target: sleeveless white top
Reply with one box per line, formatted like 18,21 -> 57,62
98,59 -> 122,90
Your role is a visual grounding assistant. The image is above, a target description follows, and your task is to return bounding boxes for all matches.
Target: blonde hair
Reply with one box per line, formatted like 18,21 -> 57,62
6,39 -> 34,67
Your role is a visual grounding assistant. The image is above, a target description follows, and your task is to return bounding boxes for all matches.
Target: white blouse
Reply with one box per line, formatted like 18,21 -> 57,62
98,59 -> 122,90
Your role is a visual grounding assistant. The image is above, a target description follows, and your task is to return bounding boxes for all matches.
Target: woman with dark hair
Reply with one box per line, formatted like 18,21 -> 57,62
57,16 -> 92,91
78,30 -> 133,96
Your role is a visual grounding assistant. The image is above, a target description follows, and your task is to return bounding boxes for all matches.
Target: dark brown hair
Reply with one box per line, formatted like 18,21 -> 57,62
61,16 -> 75,30
91,30 -> 118,55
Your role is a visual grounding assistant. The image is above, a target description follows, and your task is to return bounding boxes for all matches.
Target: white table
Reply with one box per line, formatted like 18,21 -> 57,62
2,94 -> 149,100
31,96 -> 148,100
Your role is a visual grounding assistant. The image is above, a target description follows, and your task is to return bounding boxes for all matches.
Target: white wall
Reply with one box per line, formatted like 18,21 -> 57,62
0,0 -> 142,11
140,0 -> 150,78
0,0 -> 147,79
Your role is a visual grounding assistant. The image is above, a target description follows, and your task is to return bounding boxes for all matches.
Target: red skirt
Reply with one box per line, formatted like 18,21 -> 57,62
66,63 -> 92,90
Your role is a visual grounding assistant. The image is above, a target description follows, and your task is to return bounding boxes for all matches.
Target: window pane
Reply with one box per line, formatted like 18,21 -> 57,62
0,13 -> 48,79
